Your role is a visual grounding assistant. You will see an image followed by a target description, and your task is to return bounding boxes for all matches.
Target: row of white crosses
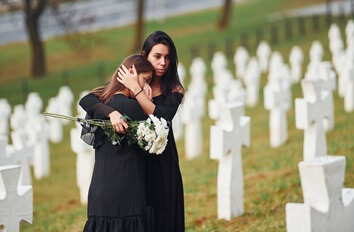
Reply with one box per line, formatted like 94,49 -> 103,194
70,91 -> 95,205
328,21 -> 354,112
181,57 -> 207,160
286,79 -> 354,231
0,86 -> 74,230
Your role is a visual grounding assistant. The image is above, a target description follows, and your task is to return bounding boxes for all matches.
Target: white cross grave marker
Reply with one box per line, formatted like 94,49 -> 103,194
264,76 -> 291,147
295,80 -> 330,161
286,156 -> 354,232
7,132 -> 34,186
256,40 -> 271,73
181,89 -> 203,160
289,46 -> 304,83
45,97 -> 63,143
210,102 -> 250,220
234,47 -> 249,80
0,99 -> 11,136
172,63 -> 186,141
243,57 -> 260,107
0,165 -> 32,232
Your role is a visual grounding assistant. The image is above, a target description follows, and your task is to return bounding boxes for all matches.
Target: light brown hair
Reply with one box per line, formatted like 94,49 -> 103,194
92,54 -> 154,103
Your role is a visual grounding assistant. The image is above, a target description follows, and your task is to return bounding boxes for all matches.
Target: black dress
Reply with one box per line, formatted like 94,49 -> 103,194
80,92 -> 185,232
81,94 -> 153,232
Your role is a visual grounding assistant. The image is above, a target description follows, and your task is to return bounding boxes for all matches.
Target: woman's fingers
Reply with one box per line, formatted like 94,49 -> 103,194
121,120 -> 128,131
121,64 -> 130,74
132,65 -> 137,75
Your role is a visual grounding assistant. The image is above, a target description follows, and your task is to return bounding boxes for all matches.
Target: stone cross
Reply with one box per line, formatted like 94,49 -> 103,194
286,156 -> 354,232
345,20 -> 354,48
309,41 -> 323,68
243,57 -> 260,107
210,102 -> 250,220
295,80 -> 330,161
305,62 -> 336,131
0,136 -> 10,166
328,23 -> 344,55
0,165 -> 32,232
71,125 -> 94,204
264,76 -> 291,147
6,132 -> 34,186
26,116 -> 50,180
344,67 -> 354,112
181,89 -> 203,160
0,99 -> 11,136
172,63 -> 186,141
45,97 -> 63,144
211,51 -> 228,84
289,46 -> 304,83
10,105 -> 29,155
256,40 -> 271,73
190,57 -> 207,83
57,86 -> 74,125
234,46 -> 249,80
25,92 -> 42,118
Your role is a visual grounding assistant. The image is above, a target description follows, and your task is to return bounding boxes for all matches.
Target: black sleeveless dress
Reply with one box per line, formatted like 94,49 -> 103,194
80,92 -> 185,232
81,94 -> 153,232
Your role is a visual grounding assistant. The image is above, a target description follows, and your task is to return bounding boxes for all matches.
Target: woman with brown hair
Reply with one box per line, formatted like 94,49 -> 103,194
80,31 -> 185,231
83,54 -> 154,232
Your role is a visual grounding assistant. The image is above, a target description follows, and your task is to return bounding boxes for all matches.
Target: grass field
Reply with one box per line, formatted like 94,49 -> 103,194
0,0 -> 353,231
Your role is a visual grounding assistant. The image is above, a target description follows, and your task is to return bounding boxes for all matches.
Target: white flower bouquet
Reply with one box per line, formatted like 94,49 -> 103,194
43,112 -> 169,155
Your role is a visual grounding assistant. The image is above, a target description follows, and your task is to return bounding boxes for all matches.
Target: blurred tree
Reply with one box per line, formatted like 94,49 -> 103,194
1,0 -> 97,78
132,0 -> 145,52
24,0 -> 47,78
217,0 -> 232,30
1,0 -> 47,78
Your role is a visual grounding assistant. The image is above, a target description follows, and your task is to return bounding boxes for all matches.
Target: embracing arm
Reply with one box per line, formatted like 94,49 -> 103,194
152,90 -> 184,121
79,92 -> 128,132
79,92 -> 114,117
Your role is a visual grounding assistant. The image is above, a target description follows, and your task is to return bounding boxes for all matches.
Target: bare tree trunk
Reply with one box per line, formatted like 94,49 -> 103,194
217,0 -> 232,30
24,0 -> 47,78
132,0 -> 144,52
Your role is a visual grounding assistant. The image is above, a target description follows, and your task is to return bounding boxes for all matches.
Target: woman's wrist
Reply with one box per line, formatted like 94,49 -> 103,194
108,110 -> 122,118
132,85 -> 142,95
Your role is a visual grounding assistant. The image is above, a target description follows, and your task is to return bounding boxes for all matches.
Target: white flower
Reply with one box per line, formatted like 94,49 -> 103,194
149,140 -> 159,154
154,135 -> 168,155
144,130 -> 156,142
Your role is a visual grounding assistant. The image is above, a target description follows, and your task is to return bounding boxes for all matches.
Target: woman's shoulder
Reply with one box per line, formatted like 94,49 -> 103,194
172,85 -> 184,95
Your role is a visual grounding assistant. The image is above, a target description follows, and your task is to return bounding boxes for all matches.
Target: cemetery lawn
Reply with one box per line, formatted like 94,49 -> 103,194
0,0 -> 352,231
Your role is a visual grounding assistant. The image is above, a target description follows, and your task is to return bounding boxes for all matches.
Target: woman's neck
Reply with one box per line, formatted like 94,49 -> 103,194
151,77 -> 162,88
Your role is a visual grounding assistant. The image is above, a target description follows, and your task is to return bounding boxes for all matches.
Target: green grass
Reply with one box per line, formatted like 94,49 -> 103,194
0,0 -> 353,231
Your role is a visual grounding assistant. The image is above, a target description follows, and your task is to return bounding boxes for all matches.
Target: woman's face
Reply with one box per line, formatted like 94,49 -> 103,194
128,71 -> 152,98
137,71 -> 153,88
146,43 -> 170,77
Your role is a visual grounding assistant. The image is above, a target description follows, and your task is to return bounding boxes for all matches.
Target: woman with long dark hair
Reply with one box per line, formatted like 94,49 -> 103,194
80,31 -> 185,231
83,54 -> 154,232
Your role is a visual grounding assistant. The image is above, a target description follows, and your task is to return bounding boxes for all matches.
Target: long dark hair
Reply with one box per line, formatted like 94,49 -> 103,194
92,54 -> 154,104
141,31 -> 183,96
